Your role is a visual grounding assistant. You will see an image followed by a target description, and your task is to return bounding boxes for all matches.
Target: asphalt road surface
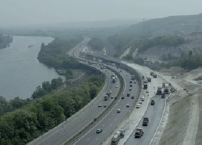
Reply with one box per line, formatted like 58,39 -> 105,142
124,94 -> 168,145
74,67 -> 140,145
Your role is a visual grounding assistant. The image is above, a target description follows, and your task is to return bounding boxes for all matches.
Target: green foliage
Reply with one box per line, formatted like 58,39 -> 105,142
123,54 -> 133,60
88,37 -> 104,51
38,38 -> 81,69
32,77 -> 63,99
0,74 -> 105,145
65,69 -> 73,79
0,34 -> 13,49
166,55 -> 202,70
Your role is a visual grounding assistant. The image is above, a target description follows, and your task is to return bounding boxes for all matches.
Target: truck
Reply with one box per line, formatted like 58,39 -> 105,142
143,82 -> 148,89
147,77 -> 151,82
104,95 -> 109,101
153,73 -> 157,78
142,117 -> 149,126
134,128 -> 144,138
131,75 -> 136,80
111,129 -> 125,145
156,86 -> 162,95
112,77 -> 116,83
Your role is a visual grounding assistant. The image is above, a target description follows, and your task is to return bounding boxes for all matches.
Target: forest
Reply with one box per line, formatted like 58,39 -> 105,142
38,38 -> 81,69
0,34 -> 13,49
0,74 -> 105,145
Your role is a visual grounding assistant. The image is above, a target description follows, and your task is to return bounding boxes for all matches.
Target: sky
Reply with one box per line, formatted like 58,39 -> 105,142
0,0 -> 202,27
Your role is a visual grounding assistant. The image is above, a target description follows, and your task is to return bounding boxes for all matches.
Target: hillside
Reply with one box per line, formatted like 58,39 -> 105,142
124,13 -> 202,37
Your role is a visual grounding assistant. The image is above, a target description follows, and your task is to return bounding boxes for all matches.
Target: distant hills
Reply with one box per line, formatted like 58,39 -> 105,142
124,13 -> 202,37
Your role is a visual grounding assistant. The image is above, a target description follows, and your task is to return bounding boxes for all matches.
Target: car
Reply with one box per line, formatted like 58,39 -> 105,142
121,96 -> 125,99
131,96 -> 134,99
139,101 -> 142,104
129,88 -> 132,91
146,90 -> 149,93
130,80 -> 132,84
151,100 -> 155,105
134,81 -> 136,84
136,104 -> 140,108
96,129 -> 102,133
103,105 -> 107,108
98,103 -> 102,107
141,97 -> 145,101
126,104 -> 130,107
117,109 -> 121,113
111,96 -> 114,99
116,85 -> 118,88
127,94 -> 130,97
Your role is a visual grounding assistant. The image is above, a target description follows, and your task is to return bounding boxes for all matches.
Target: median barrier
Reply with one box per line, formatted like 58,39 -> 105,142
63,63 -> 125,145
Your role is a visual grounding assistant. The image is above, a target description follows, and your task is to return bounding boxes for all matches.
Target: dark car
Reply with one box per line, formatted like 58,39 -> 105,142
131,96 -> 134,99
96,129 -> 102,133
151,100 -> 155,105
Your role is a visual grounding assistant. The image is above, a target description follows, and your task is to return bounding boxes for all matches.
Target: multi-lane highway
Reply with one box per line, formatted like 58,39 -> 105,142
74,65 -> 140,145
124,94 -> 168,145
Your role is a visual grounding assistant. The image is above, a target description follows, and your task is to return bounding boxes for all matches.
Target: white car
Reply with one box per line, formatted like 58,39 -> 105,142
126,104 -> 130,107
117,109 -> 121,113
136,104 -> 141,109
141,97 -> 145,101
116,85 -> 118,88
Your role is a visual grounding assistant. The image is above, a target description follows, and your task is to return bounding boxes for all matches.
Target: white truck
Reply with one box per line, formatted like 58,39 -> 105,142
111,129 -> 125,145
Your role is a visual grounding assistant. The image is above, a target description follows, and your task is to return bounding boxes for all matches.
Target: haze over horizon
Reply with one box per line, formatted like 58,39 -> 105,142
1,0 -> 202,28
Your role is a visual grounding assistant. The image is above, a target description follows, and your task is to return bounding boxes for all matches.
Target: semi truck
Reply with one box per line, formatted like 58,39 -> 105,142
134,128 -> 144,138
112,77 -> 116,83
143,82 -> 148,89
111,129 -> 125,145
156,86 -> 162,95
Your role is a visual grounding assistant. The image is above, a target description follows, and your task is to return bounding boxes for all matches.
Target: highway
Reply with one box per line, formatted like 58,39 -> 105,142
28,38 -> 124,145
124,94 -> 168,145
74,66 -> 140,145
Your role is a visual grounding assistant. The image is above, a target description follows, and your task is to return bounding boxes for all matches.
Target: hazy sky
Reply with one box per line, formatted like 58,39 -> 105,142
0,0 -> 202,27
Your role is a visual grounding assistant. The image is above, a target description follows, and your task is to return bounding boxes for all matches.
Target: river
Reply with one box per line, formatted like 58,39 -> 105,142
0,36 -> 63,101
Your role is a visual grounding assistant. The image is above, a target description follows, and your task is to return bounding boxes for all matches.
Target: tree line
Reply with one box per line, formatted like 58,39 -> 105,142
166,54 -> 202,70
0,74 -> 105,145
38,38 -> 81,69
0,77 -> 63,118
0,34 -> 13,49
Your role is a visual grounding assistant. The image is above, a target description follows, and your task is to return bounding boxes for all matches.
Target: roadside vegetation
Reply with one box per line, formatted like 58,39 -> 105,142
0,33 -> 13,49
0,74 -> 105,145
0,33 -> 106,145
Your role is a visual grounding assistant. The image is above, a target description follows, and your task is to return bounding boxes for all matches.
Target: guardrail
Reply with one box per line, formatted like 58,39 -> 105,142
64,63 -> 125,145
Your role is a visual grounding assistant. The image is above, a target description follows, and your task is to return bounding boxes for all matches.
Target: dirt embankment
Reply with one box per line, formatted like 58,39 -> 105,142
158,67 -> 202,145
159,94 -> 191,145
